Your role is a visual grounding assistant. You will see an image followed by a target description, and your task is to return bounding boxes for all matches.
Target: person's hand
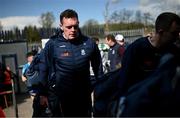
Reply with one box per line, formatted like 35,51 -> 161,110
116,63 -> 122,69
39,96 -> 48,107
105,60 -> 110,67
21,76 -> 27,82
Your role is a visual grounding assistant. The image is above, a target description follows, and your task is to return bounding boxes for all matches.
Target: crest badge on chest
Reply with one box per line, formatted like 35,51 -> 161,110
81,49 -> 86,55
112,50 -> 115,54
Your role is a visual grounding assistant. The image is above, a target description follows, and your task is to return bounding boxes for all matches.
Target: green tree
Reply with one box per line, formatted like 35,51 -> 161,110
110,10 -> 121,23
81,19 -> 104,37
104,0 -> 121,31
110,9 -> 133,24
0,21 -> 3,31
12,27 -> 20,40
39,12 -> 55,28
143,12 -> 154,26
24,25 -> 41,43
135,10 -> 142,23
83,19 -> 99,27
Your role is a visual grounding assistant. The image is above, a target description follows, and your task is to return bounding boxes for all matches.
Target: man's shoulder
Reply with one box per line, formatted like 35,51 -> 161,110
24,63 -> 30,66
23,63 -> 30,69
132,36 -> 147,44
80,35 -> 96,46
122,37 -> 150,56
127,37 -> 149,48
49,29 -> 62,39
50,33 -> 61,40
81,34 -> 90,41
45,34 -> 64,47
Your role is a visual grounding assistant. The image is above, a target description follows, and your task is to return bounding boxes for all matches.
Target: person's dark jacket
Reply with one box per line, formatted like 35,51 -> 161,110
119,53 -> 180,117
118,37 -> 179,96
118,37 -> 162,95
108,43 -> 122,71
38,30 -> 103,97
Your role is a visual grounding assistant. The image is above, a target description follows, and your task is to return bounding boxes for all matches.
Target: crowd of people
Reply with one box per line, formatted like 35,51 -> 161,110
1,9 -> 180,117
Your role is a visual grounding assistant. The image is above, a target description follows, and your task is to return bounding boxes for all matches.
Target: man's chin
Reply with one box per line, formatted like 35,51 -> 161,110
68,37 -> 76,40
69,36 -> 77,40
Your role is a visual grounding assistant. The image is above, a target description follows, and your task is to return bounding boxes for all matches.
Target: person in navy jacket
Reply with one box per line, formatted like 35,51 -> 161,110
37,9 -> 103,117
105,34 -> 123,71
116,12 -> 180,116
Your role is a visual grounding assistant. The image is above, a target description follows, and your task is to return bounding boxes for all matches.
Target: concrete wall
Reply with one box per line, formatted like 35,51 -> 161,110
0,41 -> 28,93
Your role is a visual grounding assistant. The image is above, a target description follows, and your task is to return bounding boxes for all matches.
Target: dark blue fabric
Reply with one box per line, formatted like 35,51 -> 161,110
108,43 -> 122,71
39,33 -> 103,94
25,54 -> 41,89
38,31 -> 103,116
113,37 -> 180,117
118,37 -> 162,95
119,53 -> 180,117
93,68 -> 121,116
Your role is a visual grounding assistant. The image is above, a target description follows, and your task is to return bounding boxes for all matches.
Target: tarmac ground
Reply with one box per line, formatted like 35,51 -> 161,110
2,92 -> 95,117
2,92 -> 33,117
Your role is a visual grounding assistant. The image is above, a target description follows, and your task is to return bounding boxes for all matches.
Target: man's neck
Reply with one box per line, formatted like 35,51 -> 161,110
63,33 -> 68,40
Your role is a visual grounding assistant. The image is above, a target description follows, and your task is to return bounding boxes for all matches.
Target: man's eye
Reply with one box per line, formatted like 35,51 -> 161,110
66,26 -> 72,29
65,25 -> 78,29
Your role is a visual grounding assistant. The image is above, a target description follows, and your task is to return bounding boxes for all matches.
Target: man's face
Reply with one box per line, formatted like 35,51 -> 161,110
159,21 -> 180,48
60,17 -> 79,40
27,56 -> 33,63
105,38 -> 110,46
117,40 -> 125,46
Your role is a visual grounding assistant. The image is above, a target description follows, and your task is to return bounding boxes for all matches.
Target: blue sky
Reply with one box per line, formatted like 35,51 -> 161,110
0,0 -> 179,30
0,0 -> 138,17
0,0 -> 139,30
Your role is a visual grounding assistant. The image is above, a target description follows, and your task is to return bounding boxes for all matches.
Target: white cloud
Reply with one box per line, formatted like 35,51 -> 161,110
138,3 -> 161,19
0,16 -> 41,30
138,0 -> 180,18
111,0 -> 122,4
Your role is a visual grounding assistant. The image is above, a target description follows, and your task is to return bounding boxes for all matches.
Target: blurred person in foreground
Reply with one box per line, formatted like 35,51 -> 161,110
118,12 -> 180,98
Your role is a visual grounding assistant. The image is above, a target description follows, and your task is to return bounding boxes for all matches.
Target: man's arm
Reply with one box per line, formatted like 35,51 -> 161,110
21,64 -> 27,82
118,44 -> 138,95
38,39 -> 54,106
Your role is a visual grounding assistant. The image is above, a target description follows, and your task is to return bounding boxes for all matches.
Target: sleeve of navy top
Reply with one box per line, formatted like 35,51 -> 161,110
38,39 -> 54,95
118,43 -> 138,95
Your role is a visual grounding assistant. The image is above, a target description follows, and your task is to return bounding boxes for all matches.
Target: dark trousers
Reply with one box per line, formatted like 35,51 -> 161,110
59,92 -> 92,117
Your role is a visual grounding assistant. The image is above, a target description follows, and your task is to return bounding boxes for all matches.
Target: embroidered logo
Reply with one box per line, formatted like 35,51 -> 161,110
112,50 -> 115,54
59,45 -> 66,47
61,51 -> 70,57
81,49 -> 86,55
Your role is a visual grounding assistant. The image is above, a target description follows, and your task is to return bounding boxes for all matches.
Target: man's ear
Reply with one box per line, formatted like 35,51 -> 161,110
158,29 -> 164,35
60,24 -> 63,30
